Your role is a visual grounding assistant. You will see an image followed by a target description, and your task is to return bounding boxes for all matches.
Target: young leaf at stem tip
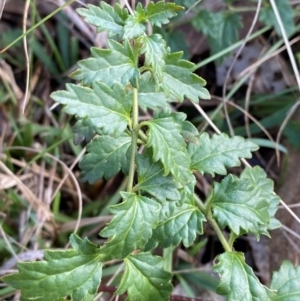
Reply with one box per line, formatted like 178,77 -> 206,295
77,2 -> 128,39
136,1 -> 184,27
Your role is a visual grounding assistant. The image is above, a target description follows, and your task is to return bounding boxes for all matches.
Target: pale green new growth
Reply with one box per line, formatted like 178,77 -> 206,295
2,1 -> 296,301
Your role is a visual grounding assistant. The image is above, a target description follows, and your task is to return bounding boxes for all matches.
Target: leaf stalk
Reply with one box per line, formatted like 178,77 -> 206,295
207,210 -> 232,252
127,88 -> 139,192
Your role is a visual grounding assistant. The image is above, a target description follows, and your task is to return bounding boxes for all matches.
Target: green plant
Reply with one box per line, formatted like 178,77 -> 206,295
2,1 -> 300,300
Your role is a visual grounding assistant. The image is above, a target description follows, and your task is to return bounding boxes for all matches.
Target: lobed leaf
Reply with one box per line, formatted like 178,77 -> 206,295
189,132 -> 258,176
140,34 -> 167,80
117,253 -> 173,301
124,15 -> 145,39
79,133 -> 131,183
161,51 -> 210,102
134,150 -> 180,202
72,118 -> 96,145
192,9 -> 219,38
210,170 -> 270,236
260,0 -> 295,37
138,72 -> 172,112
70,39 -> 139,87
207,12 -> 242,64
143,117 -> 192,185
270,260 -> 300,300
213,251 -> 275,301
137,1 -> 183,27
77,2 -> 128,39
155,110 -> 200,144
2,235 -> 102,301
150,201 -> 206,248
241,166 -> 281,235
51,82 -> 131,137
100,192 -> 160,259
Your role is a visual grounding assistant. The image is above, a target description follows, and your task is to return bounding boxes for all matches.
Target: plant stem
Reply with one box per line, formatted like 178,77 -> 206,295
228,232 -> 238,249
194,194 -> 206,214
163,247 -> 174,272
207,210 -> 232,252
194,194 -> 231,252
138,129 -> 148,143
127,88 -> 139,192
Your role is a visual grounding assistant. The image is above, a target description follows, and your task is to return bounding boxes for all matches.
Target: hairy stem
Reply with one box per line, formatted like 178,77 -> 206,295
127,88 -> 139,192
207,210 -> 232,252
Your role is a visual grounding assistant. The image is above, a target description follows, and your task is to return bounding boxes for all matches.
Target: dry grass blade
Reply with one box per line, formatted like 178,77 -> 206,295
0,0 -> 6,19
222,0 -> 262,137
4,146 -> 83,235
0,60 -> 23,100
0,160 -> 53,220
0,173 -> 33,189
21,0 -> 31,114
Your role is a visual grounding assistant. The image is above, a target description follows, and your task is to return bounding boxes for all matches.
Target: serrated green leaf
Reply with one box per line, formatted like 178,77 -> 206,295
72,119 -> 96,145
134,150 -> 180,202
77,2 -> 128,39
207,12 -> 242,64
124,15 -> 145,39
2,234 -> 102,301
70,40 -> 139,87
192,10 -> 219,38
189,133 -> 258,176
100,192 -> 160,259
270,260 -> 300,300
213,251 -> 275,301
143,117 -> 192,184
79,133 -> 131,183
260,0 -> 295,37
140,34 -> 167,80
138,1 -> 183,27
155,110 -> 199,144
138,72 -> 172,111
241,166 -> 281,235
161,51 -> 210,102
117,253 -> 173,301
181,120 -> 200,144
51,82 -> 131,137
151,201 -> 206,248
210,170 -> 270,236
